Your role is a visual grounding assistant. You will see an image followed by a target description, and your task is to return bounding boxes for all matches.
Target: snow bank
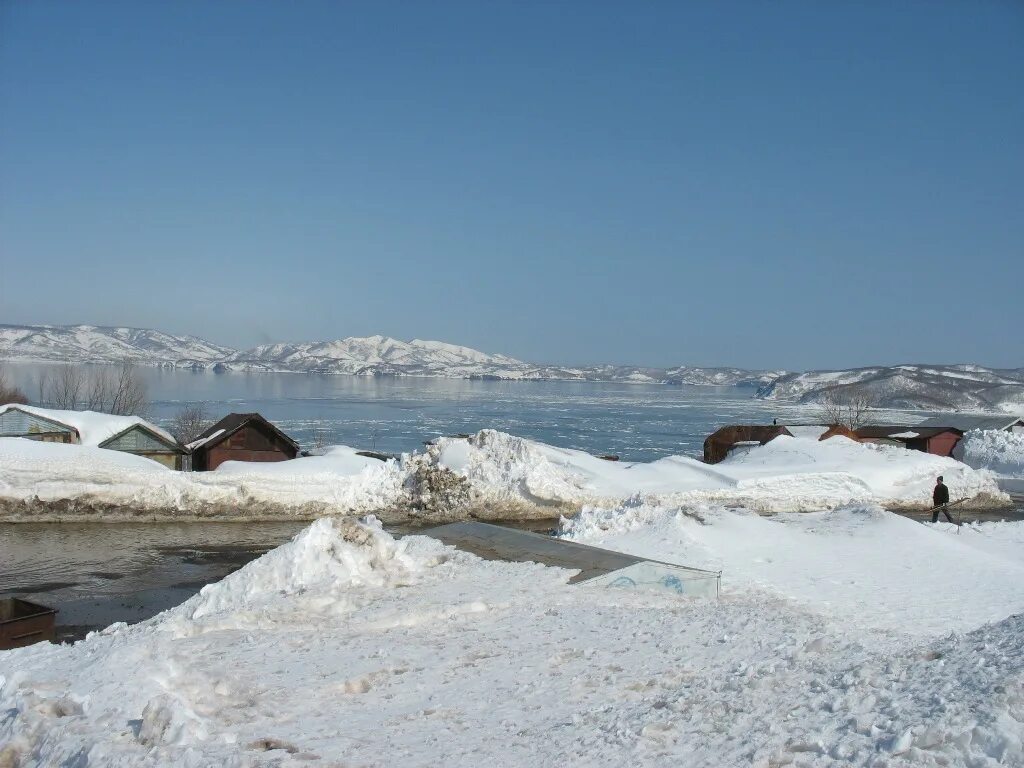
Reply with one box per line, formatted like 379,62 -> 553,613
0,428 -> 1008,521
563,502 -> 1024,635
214,444 -> 384,477
955,428 -> 1024,478
434,429 -> 733,506
0,436 -> 408,522
5,513 -> 1024,766
431,430 -> 1006,514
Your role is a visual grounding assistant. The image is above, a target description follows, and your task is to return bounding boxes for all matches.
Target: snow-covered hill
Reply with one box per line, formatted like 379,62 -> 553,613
220,335 -> 530,377
3,324 -> 1019,411
0,323 -> 779,385
0,324 -> 234,369
757,364 -> 1024,412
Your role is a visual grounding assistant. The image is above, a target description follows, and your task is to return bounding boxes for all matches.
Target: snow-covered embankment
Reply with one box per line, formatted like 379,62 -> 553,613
0,429 -> 1008,522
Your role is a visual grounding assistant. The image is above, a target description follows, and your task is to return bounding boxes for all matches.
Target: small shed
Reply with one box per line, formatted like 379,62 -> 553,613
0,404 -> 187,467
189,413 -> 300,471
703,425 -> 793,464
0,406 -> 77,443
99,424 -> 189,470
855,426 -> 964,457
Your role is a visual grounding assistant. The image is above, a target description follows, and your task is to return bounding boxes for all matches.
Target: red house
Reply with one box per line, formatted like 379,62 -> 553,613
189,413 -> 300,471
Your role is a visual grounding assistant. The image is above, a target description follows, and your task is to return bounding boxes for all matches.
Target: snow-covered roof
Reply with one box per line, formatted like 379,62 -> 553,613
917,414 -> 1024,432
0,404 -> 179,448
187,429 -> 224,451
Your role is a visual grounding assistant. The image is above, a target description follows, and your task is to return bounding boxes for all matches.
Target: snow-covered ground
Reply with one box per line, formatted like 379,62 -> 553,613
4,511 -> 1024,766
956,429 -> 1024,479
0,429 -> 1008,521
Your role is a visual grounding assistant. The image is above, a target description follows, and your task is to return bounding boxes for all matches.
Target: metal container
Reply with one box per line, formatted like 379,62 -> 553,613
0,598 -> 57,649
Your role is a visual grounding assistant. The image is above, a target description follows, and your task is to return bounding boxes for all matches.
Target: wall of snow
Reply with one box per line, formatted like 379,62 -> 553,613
954,429 -> 1024,478
0,428 -> 1008,522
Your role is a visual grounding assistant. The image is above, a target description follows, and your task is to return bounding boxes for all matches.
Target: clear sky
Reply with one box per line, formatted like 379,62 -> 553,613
1,1 -> 1021,371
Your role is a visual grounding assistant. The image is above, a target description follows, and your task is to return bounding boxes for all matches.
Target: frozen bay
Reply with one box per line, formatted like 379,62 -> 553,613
4,364 -> 923,460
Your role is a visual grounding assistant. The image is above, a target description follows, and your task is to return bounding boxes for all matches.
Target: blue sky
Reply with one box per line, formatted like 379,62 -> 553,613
1,1 -> 1021,370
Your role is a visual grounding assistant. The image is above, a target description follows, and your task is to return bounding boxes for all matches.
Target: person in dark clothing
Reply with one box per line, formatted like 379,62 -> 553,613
932,476 -> 954,523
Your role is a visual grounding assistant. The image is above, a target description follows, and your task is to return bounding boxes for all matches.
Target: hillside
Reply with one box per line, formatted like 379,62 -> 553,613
0,324 -> 234,369
757,364 -> 1024,412
0,323 -> 778,386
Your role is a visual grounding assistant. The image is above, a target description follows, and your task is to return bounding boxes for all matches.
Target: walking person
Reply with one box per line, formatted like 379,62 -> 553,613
931,476 -> 954,523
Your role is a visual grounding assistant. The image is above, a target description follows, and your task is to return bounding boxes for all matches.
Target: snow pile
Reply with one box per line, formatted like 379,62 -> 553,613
955,428 -> 1024,478
0,436 -> 408,521
215,444 -> 384,477
564,503 -> 1024,634
0,403 -> 176,446
434,429 -> 730,508
710,433 -> 1001,511
0,428 -> 1008,521
180,516 -> 420,622
5,512 -> 1024,766
431,430 -> 1004,514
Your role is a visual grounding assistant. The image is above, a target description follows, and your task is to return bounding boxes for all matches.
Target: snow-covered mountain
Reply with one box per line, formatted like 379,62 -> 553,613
757,364 -> 1024,412
7,324 -> 1020,412
218,336 -> 781,384
0,323 -> 780,386
221,336 -> 529,378
0,324 -> 234,369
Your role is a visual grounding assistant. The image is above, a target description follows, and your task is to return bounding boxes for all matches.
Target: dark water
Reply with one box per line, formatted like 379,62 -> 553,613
0,521 -> 308,641
0,518 -> 564,642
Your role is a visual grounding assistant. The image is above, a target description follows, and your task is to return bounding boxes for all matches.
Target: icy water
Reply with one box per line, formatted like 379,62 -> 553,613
8,362 -> 884,460
0,519 -> 558,641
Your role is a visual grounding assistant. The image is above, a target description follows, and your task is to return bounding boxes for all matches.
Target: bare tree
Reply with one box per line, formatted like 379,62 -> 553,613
35,371 -> 51,406
818,387 -> 873,429
49,363 -> 84,409
35,361 -> 148,415
0,367 -> 29,405
171,403 -> 211,444
310,420 -> 331,453
84,366 -> 114,411
108,361 -> 147,416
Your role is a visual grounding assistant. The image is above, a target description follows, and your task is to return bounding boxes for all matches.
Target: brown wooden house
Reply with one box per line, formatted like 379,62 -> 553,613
189,413 -> 300,471
703,423 -> 861,464
703,425 -> 793,464
854,426 -> 963,457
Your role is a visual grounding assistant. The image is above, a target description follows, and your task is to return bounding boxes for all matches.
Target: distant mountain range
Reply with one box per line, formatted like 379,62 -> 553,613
1,324 -> 1022,412
0,324 -> 780,386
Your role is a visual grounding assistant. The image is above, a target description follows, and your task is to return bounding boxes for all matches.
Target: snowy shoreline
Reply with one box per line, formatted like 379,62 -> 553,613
0,429 -> 1010,523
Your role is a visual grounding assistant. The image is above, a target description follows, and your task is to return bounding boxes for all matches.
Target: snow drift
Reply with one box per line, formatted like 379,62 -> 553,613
0,428 -> 1008,522
428,430 -> 1005,514
955,428 -> 1024,478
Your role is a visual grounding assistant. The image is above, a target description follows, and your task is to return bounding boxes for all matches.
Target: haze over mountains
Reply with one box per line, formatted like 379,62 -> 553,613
1,323 -> 1022,412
